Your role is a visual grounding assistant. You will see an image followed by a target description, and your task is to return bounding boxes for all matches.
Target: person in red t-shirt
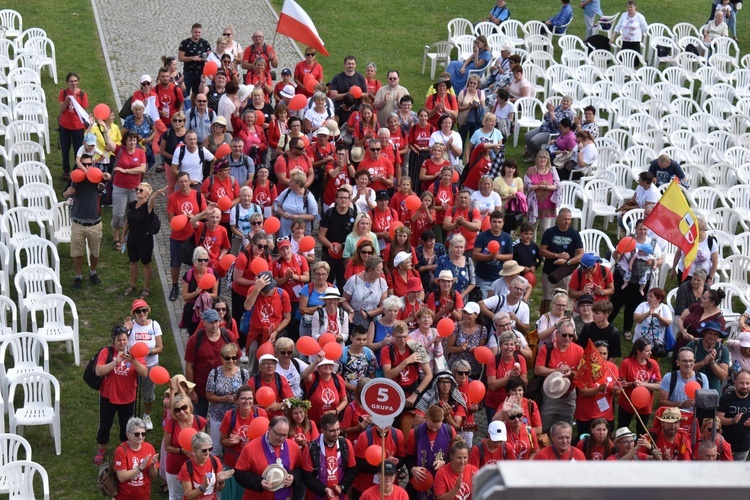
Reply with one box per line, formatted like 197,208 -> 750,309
381,322 -> 434,406
252,165 -> 278,212
301,413 -> 357,500
442,189 -> 481,250
406,405 -> 456,486
249,355 -> 294,419
503,402 -> 540,460
371,192 -> 399,252
359,139 -> 395,191
243,272 -> 292,364
575,342 -> 620,435
487,331 -> 528,413
463,145 -> 493,192
568,253 -> 615,303
389,177 -> 415,225
425,77 -> 458,129
59,72 -> 90,177
219,386 -> 269,469
94,326 -> 149,465
607,427 -> 661,460
468,420 -> 517,467
113,418 -> 159,500
575,418 -> 615,460
352,425 -> 406,497
178,432 -> 232,498
168,171 -> 207,297
617,338 -> 662,436
359,462 -> 408,500
189,206 -> 232,278
533,422 -> 586,460
431,167 -> 458,239
651,407 -> 693,461
275,137 -> 314,189
426,271 -> 464,323
433,439 -> 479,500
201,160 -> 242,228
155,67 -> 185,127
322,145 -> 351,210
303,358 -> 348,425
294,47 -> 324,98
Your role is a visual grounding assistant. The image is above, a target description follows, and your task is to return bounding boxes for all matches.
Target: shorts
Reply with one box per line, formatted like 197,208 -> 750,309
140,369 -> 156,403
170,237 -> 187,268
127,236 -> 154,265
542,272 -> 571,301
70,221 -> 102,259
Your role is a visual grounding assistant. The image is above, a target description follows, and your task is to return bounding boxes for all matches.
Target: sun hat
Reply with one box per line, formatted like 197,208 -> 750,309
543,371 -> 571,399
212,115 -> 228,127
321,287 -> 343,301
394,251 -> 412,268
262,464 -> 288,491
350,145 -> 365,162
259,354 -> 279,364
437,270 -> 456,282
280,84 -> 296,99
613,427 -> 635,442
697,320 -> 728,337
317,358 -> 336,367
499,260 -> 525,276
324,119 -> 340,137
658,407 -> 686,423
316,126 -> 330,136
237,84 -> 254,102
488,421 -> 508,442
406,277 -> 423,294
433,76 -> 452,89
257,271 -> 277,293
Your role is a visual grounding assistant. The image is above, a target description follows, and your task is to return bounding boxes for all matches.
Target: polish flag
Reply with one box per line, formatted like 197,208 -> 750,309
276,0 -> 330,56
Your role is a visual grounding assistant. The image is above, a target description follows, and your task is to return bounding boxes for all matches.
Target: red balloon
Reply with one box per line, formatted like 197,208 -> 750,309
264,216 -> 281,235
301,135 -> 310,148
198,273 -> 216,290
303,73 -> 316,84
467,380 -> 487,403
305,78 -> 319,94
203,61 -> 218,77
256,341 -> 275,359
255,386 -> 277,407
251,257 -> 269,275
170,214 -> 189,232
411,469 -> 434,492
86,167 -> 103,184
220,254 -> 236,271
481,215 -> 491,231
365,445 -> 382,466
130,342 -> 149,358
388,221 -> 404,241
523,271 -> 537,287
71,169 -> 86,183
93,103 -> 110,121
451,169 -> 459,183
217,196 -> 233,212
289,94 -> 307,111
255,110 -> 265,126
247,416 -> 270,440
437,318 -> 455,338
299,235 -> 315,252
405,195 -> 421,211
630,386 -> 651,408
473,346 -> 493,365
149,366 -> 170,385
297,336 -> 321,356
323,342 -> 343,360
684,380 -> 701,399
318,333 -> 336,347
178,428 -> 197,450
215,143 -> 231,159
349,85 -> 363,99
617,236 -> 637,254
487,240 -> 500,253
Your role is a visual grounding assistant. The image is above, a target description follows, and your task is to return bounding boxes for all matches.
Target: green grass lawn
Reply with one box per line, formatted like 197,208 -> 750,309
8,0 -> 745,496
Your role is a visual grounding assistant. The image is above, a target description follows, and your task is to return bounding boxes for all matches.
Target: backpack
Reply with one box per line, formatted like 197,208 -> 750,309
575,264 -> 608,288
178,143 -> 212,180
277,179 -> 310,212
476,440 -> 506,464
304,371 -> 343,400
150,210 -> 161,235
84,346 -> 115,390
228,406 -> 259,431
450,205 -> 475,223
364,426 -> 402,452
195,327 -> 231,355
186,455 -> 218,483
254,372 -> 284,397
315,307 -> 347,332
433,181 -> 459,200
188,107 -> 216,129
308,437 -> 349,473
430,92 -> 455,108
213,366 -> 247,386
239,288 -> 283,335
668,370 -> 706,401
96,443 -> 125,496
525,340 -> 554,406
179,223 -> 208,266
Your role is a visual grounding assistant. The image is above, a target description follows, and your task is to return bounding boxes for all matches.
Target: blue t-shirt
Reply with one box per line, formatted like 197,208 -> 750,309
659,371 -> 710,403
473,230 -> 513,281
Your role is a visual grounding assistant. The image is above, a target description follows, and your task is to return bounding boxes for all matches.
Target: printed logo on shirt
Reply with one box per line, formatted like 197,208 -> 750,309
321,387 -> 336,407
181,201 -> 196,216
326,455 -> 338,482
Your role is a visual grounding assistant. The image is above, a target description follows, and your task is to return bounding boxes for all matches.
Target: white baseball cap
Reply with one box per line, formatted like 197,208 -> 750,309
488,421 -> 507,442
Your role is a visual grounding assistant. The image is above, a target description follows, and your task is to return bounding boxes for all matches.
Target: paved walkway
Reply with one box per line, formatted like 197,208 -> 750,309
92,0 -> 303,364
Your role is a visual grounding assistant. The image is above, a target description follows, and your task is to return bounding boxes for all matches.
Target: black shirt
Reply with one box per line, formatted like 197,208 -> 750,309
178,37 -> 211,75
330,71 -> 367,107
513,240 -> 542,270
718,390 -> 750,452
540,225 -> 583,275
206,84 -> 225,113
320,206 -> 356,244
70,179 -> 101,222
577,322 -> 622,359
125,200 -> 152,242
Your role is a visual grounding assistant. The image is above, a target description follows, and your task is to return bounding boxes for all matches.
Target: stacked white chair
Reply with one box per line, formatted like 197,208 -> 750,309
0,460 -> 50,499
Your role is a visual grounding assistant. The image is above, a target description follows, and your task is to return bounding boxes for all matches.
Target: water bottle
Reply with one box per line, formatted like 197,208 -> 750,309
121,242 -> 127,254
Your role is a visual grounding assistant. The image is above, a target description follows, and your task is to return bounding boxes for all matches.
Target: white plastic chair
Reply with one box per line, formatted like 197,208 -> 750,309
14,237 -> 60,278
594,137 -> 620,151
726,114 -> 750,135
593,12 -> 620,37
0,460 -> 50,500
423,41 -> 454,80
661,66 -> 695,97
474,21 -> 498,38
0,295 -> 16,341
625,113 -> 659,144
8,372 -> 60,456
0,102 -> 11,139
732,69 -> 750,100
672,23 -> 701,44
622,145 -> 657,171
706,130 -> 737,151
6,141 -> 45,172
47,201 -> 71,246
527,50 -> 556,70
607,164 -> 637,202
688,112 -> 720,142
448,18 -> 473,44
709,53 -> 738,76
609,96 -> 640,130
579,229 -> 616,258
690,186 -> 727,219
669,129 -> 698,151
13,265 -> 62,332
546,64 -> 575,92
594,147 -> 621,170
12,101 -> 49,153
498,20 -> 525,47
512,97 -> 544,147
524,62 -> 549,97
14,27 -> 46,50
0,207 -> 46,266
557,181 -> 586,227
603,129 -> 634,152
525,35 -> 554,56
453,35 -> 475,62
487,33 -> 511,59
681,164 -> 711,189
0,434 -> 32,494
658,146 -> 693,166
0,167 -> 14,211
4,120 -> 45,153
713,282 -> 750,321
620,81 -> 650,102
523,21 -> 552,40
573,65 -> 604,95
726,185 -> 750,222
0,332 -> 49,409
15,183 -> 57,219
660,114 -> 690,137
711,37 -> 740,65
635,66 -> 662,87
690,144 -> 725,166
703,96 -> 735,125
648,83 -> 678,103
616,49 -> 645,69
0,10 -> 23,39
620,209 -> 645,237
30,294 -> 80,366
591,80 -> 620,104
731,232 -> 750,256
724,147 -> 750,171
561,49 -> 588,69
11,161 -> 52,188
707,207 -> 748,234
669,97 -> 700,119
588,50 -> 618,72
558,35 -> 586,53
708,163 -> 738,191
553,79 -> 586,101
675,51 -> 705,77
583,179 -> 622,230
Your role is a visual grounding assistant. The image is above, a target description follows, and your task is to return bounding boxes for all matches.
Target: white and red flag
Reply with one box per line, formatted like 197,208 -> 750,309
276,0 -> 330,56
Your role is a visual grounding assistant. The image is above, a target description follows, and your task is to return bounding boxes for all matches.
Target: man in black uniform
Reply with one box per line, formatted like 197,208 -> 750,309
319,187 -> 356,289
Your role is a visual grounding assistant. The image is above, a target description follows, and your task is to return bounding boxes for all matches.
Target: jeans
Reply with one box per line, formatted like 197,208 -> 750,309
524,128 -> 550,155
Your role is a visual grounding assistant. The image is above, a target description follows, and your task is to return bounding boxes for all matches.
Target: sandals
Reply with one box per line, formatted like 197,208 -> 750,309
155,166 -> 165,173
140,288 -> 150,299
624,331 -> 632,341
93,449 -> 106,466
124,285 -> 138,296
113,241 -> 122,251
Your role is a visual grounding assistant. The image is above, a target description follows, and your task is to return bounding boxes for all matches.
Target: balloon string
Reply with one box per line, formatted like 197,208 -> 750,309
600,362 -> 658,449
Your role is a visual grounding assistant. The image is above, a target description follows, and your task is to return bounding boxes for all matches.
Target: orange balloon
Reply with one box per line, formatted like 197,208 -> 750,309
451,169 -> 459,183
481,215 -> 491,231
170,214 -> 189,231
365,445 -> 382,466
411,469 -> 434,492
323,342 -> 343,360
149,366 -> 170,385
203,61 -> 218,77
289,94 -> 307,111
264,216 -> 281,235
247,416 -> 270,440
405,195 -> 421,211
255,110 -> 266,126
93,103 -> 110,121
300,135 -> 310,148
467,380 -> 486,403
388,221 -> 404,241
617,236 -> 637,254
299,235 -> 315,252
349,86 -> 363,99
130,342 -> 149,358
217,196 -> 233,212
71,169 -> 86,183
523,271 -> 537,287
255,386 -> 277,407
256,341 -> 275,359
487,240 -> 500,253
630,386 -> 651,408
473,346 -> 493,365
198,273 -> 216,290
318,333 -> 336,347
179,428 -> 198,450
251,257 -> 269,275
684,380 -> 701,399
215,143 -> 231,159
220,254 -> 237,271
303,73 -> 316,84
437,318 -> 455,338
86,167 -> 103,184
297,336 -> 320,356
305,78 -> 319,94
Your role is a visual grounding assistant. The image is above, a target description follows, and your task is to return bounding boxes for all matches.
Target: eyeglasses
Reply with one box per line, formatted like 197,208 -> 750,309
496,322 -> 511,328
679,359 -> 695,364
215,307 -> 227,312
174,405 -> 189,414
251,221 -> 263,226
388,77 -> 398,81
200,447 -> 213,454
314,272 -> 328,277
507,414 -> 521,421
223,356 -> 239,361
256,244 -> 269,249
239,397 -> 253,402
196,258 -> 210,263
134,308 -> 149,315
173,119 -> 185,123
455,371 -> 470,376
370,148 -> 381,152
80,163 -> 93,167
270,427 -> 288,438
560,334 -> 575,339
132,431 -> 147,437
194,99 -> 207,103
279,350 -> 293,355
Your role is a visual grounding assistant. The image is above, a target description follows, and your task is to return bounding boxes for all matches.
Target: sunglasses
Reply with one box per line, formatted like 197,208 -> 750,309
279,350 -> 293,355
293,146 -> 305,151
201,447 -> 213,454
141,82 -> 151,86
251,221 -> 263,226
456,371 -> 470,376
360,250 -> 373,255
507,415 -> 521,421
560,334 -> 575,339
223,33 -> 232,36
369,148 -> 381,152
256,244 -> 269,250
196,258 -> 209,263
306,53 -> 316,57
215,307 -> 227,312
173,119 -> 185,123
196,100 -> 207,103
132,432 -> 147,437
134,308 -> 149,315
223,355 -> 239,361
136,188 -> 146,193
80,163 -> 93,167
174,405 -> 189,414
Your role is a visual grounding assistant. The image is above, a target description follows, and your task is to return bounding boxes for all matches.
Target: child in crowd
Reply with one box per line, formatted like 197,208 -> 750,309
338,326 -> 378,402
623,243 -> 654,295
76,133 -> 105,169
390,176 -> 416,225
513,222 -> 542,277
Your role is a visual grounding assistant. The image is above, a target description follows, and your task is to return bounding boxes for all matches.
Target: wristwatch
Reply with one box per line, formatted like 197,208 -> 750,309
199,485 -> 207,493
414,389 -> 421,397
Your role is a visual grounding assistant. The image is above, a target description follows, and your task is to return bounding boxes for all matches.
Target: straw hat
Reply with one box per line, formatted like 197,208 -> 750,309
262,464 -> 288,491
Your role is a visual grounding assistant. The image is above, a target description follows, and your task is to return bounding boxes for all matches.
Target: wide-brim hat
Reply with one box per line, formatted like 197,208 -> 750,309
280,84 -> 296,99
433,76 -> 452,90
238,84 -> 254,102
262,464 -> 288,491
499,260 -> 524,276
324,119 -> 340,137
321,287 -> 343,301
543,372 -> 570,399
613,427 -> 635,442
697,320 -> 728,337
658,407 -> 687,423
437,270 -> 456,282
350,145 -> 365,163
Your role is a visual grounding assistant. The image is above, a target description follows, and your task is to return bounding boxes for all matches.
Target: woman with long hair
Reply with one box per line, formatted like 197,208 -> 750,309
419,143 -> 449,193
456,74 -> 486,146
410,191 -> 437,248
523,149 -> 561,237
408,108 -> 435,189
493,159 -> 524,234
195,296 -> 239,337
299,261 -> 333,339
427,270 -> 464,324
286,398 -> 318,449
345,239 -> 376,280
267,104 -> 289,161
431,166 -> 457,243
277,116 -> 305,154
162,395 -> 207,500
618,337 -> 662,435
575,418 -> 614,460
343,212 -> 380,259
416,229 -> 446,293
59,72 -> 90,179
486,330 -> 528,421
231,232 -> 272,348
341,377 -> 373,438
352,103 -> 380,148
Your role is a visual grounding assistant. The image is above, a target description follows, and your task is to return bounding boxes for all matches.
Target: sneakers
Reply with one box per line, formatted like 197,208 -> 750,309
89,273 -> 102,285
72,277 -> 83,289
93,448 -> 106,466
239,349 -> 249,364
143,414 -> 153,431
169,285 -> 179,302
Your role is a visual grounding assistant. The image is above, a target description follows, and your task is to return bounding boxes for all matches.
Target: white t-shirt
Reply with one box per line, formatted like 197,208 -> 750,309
128,320 -> 163,367
487,329 -> 529,350
351,186 -> 376,215
429,130 -> 463,165
277,358 -> 309,399
172,146 -> 215,183
633,302 -> 672,345
471,190 -> 502,216
304,107 -> 332,136
634,184 -> 660,208
489,276 -> 529,298
482,295 -> 530,331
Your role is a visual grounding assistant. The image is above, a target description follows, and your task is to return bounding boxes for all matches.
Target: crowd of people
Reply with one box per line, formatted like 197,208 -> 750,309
53,3 -> 750,499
